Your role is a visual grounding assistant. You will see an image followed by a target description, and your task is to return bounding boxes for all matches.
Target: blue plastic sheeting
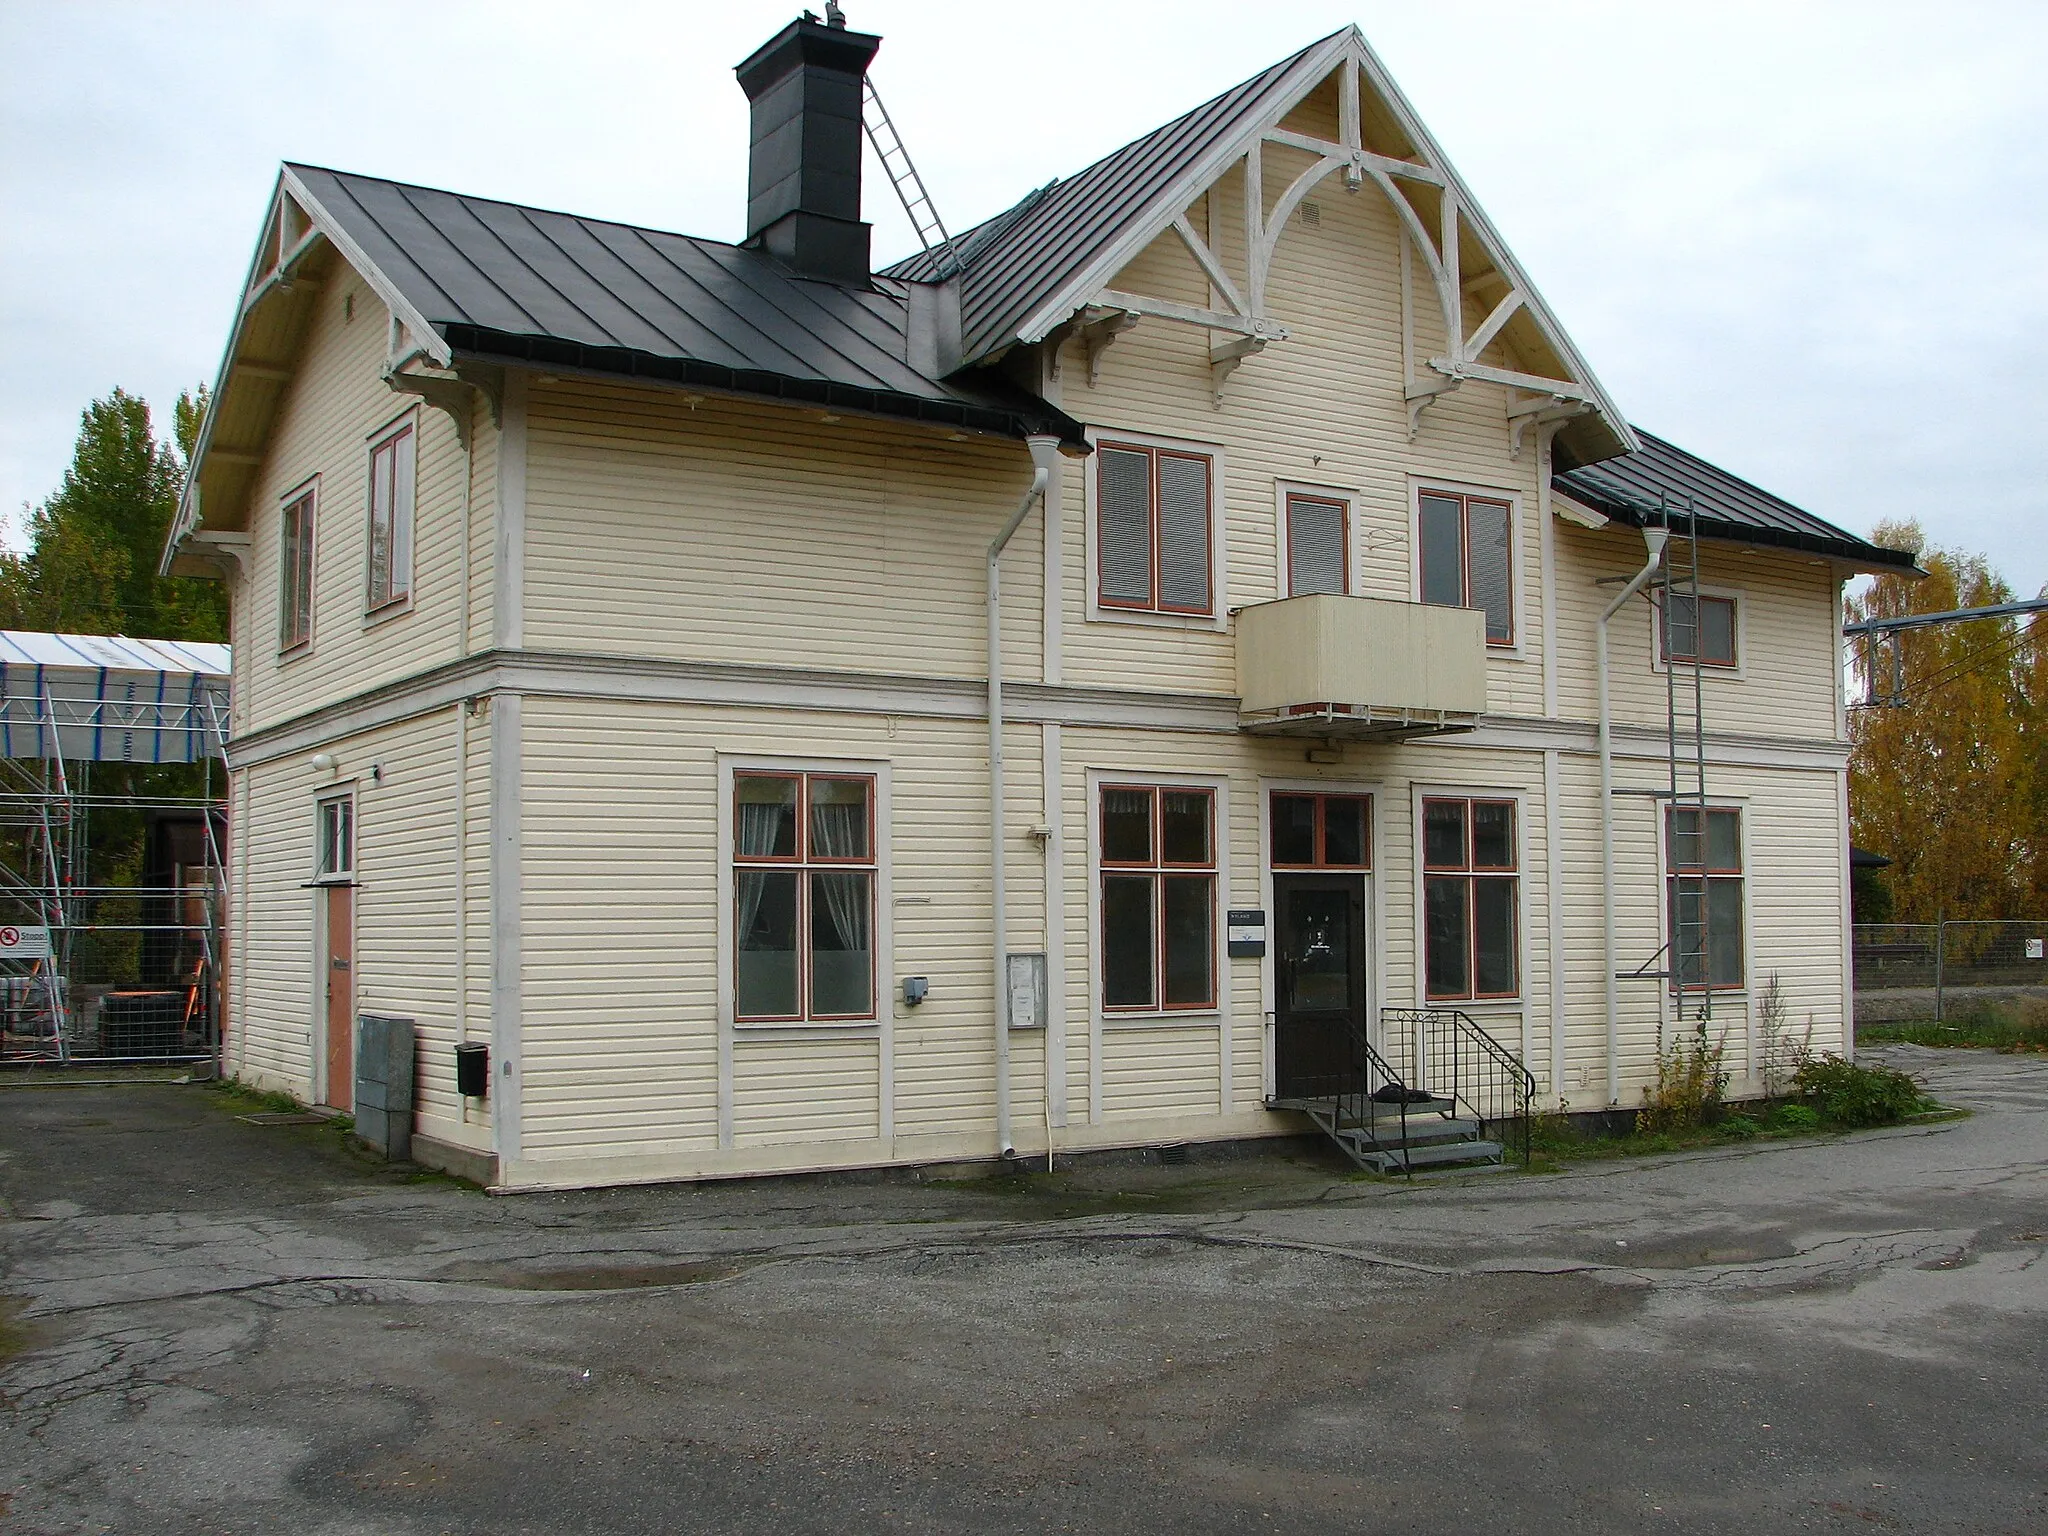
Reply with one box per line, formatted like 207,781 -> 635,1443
0,632 -> 230,764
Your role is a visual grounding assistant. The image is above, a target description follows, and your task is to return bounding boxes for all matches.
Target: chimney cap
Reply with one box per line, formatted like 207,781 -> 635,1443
735,13 -> 881,99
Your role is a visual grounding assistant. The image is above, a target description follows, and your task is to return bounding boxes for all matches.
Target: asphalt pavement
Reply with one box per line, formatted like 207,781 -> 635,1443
2,1043 -> 2043,1535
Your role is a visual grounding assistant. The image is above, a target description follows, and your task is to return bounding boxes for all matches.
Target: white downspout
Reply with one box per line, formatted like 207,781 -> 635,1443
1599,525 -> 1668,1107
991,434 -> 1064,1158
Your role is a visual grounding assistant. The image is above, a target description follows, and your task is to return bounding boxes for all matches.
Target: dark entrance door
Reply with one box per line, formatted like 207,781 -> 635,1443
1274,874 -> 1366,1099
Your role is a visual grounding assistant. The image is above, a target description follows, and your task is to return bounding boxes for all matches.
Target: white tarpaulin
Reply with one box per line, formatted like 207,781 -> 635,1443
0,632 -> 230,764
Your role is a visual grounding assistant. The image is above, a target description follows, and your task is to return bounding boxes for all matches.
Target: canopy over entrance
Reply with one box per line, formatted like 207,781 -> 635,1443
0,632 -> 231,764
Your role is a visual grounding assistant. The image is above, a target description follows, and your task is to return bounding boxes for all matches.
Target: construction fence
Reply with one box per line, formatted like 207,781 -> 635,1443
1852,920 -> 2048,1024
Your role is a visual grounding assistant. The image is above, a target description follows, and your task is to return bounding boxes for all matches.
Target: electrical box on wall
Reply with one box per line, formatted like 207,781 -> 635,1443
1005,952 -> 1047,1030
1227,909 -> 1266,959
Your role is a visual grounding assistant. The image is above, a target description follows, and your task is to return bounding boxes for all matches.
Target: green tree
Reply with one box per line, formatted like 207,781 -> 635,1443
1848,520 -> 2042,922
0,385 -> 226,641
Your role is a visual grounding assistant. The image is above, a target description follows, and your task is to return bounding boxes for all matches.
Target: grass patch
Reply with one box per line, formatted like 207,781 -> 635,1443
1858,996 -> 2048,1052
0,1298 -> 31,1366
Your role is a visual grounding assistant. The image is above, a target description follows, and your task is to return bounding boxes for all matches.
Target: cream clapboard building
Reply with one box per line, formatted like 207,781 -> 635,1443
164,16 -> 1914,1189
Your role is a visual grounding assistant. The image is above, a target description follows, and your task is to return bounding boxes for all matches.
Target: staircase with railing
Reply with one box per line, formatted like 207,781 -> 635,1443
1273,1007 -> 1532,1175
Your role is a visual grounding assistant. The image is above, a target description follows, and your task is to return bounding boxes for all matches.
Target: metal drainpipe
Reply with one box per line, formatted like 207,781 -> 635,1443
1599,525 -> 1669,1107
990,434 -> 1064,1158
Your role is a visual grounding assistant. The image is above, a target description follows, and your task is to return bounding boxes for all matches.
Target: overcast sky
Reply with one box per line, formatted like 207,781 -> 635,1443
2,0 -> 2042,595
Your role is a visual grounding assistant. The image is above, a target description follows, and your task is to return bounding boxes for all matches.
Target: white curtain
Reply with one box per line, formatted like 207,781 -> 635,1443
810,797 -> 869,955
735,799 -> 786,942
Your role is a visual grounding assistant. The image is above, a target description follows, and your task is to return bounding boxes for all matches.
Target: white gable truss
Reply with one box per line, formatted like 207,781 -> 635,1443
1019,28 -> 1636,460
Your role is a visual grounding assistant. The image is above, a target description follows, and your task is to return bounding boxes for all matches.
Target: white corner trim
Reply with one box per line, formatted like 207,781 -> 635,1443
489,692 -> 523,1163
494,371 -> 528,651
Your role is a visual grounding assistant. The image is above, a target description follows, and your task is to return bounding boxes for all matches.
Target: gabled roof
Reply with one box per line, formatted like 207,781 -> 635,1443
1553,429 -> 1918,571
882,26 -> 1633,466
884,33 -> 1333,361
288,164 -> 1080,441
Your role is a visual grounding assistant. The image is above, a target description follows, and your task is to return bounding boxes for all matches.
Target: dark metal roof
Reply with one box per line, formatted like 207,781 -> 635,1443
1553,428 -> 1917,570
881,33 -> 1336,361
285,164 -> 1083,444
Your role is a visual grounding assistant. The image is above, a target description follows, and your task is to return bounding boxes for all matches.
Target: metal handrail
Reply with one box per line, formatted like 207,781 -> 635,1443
1383,1006 -> 1536,1165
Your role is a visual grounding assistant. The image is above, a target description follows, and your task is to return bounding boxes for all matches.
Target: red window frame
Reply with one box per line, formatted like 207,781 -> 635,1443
1284,492 -> 1350,597
1095,441 -> 1215,617
1659,593 -> 1738,668
1422,796 -> 1519,1002
366,418 -> 416,612
278,482 -> 318,653
1417,489 -> 1515,646
732,770 -> 878,1023
1269,792 -> 1372,870
1100,783 -> 1218,1012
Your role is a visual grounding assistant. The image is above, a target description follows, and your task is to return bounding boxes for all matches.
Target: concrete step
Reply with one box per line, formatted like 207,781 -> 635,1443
1362,1139 -> 1504,1173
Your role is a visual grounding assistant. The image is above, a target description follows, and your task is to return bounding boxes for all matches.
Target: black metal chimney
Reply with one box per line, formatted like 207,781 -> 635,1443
735,11 -> 881,285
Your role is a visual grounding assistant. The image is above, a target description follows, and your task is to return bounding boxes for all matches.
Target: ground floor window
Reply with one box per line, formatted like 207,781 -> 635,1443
733,771 -> 876,1022
1100,783 -> 1216,1011
1667,806 -> 1744,989
1422,796 -> 1518,1000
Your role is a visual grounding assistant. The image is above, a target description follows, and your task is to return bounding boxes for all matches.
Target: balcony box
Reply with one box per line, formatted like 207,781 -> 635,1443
1235,594 -> 1487,739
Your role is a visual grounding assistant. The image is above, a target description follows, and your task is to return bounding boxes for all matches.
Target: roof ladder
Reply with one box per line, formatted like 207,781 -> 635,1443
862,79 -> 959,276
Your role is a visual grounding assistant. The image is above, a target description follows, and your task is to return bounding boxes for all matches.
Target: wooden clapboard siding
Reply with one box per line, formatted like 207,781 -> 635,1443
228,263 -> 490,741
519,379 -> 1044,683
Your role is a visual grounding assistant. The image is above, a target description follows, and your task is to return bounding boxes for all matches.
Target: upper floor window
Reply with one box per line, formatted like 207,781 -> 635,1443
1422,796 -> 1518,1000
1667,806 -> 1744,989
366,419 -> 416,611
279,485 -> 317,652
1100,784 -> 1217,1011
733,770 -> 877,1023
315,794 -> 354,880
1418,489 -> 1513,644
1659,592 -> 1738,668
1285,492 -> 1349,596
1097,441 -> 1214,617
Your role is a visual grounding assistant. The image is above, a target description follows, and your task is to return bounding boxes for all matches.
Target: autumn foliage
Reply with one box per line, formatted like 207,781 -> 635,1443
1847,520 -> 2047,922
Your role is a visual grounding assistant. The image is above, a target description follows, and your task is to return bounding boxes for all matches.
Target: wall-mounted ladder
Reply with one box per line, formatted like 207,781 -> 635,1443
1659,495 -> 1714,1031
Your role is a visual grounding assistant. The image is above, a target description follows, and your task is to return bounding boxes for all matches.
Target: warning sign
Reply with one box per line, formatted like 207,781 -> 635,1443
0,926 -> 52,960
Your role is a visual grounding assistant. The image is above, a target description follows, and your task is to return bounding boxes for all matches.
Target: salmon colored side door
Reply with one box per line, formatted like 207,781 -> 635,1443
323,884 -> 354,1110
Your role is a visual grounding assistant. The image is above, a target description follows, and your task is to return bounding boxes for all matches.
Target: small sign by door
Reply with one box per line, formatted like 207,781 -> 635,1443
0,926 -> 52,960
1226,909 -> 1266,959
1005,952 -> 1047,1030
2028,938 -> 2045,961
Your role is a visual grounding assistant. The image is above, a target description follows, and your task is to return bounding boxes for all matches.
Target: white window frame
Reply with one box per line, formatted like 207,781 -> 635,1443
1085,768 -> 1230,1028
1409,784 -> 1529,1011
278,476 -> 319,657
1083,426 -> 1229,631
716,754 -> 893,1034
1407,476 -> 1526,658
1650,584 -> 1746,678
1273,481 -> 1358,599
313,791 -> 355,883
364,409 -> 418,619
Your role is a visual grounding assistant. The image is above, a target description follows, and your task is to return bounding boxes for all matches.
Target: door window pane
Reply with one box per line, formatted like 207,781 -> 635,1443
736,869 -> 800,1018
1102,875 -> 1155,1007
1322,797 -> 1366,867
1418,494 -> 1464,608
1271,795 -> 1316,866
1288,495 -> 1347,595
1101,787 -> 1153,863
736,775 -> 799,858
809,870 -> 873,1015
1424,876 -> 1469,998
1284,889 -> 1351,1012
1160,790 -> 1210,865
1471,802 -> 1515,869
1423,799 -> 1467,869
1161,875 -> 1214,1007
1472,878 -> 1517,995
